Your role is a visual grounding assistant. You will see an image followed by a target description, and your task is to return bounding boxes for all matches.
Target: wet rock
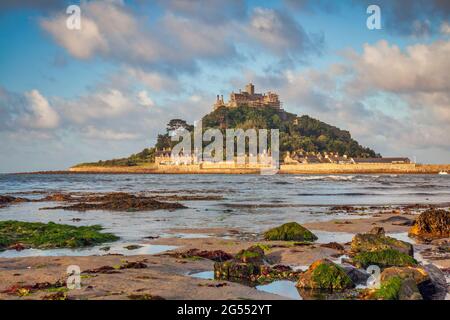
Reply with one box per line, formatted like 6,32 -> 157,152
320,242 -> 345,251
263,222 -> 317,242
42,291 -> 68,300
352,249 -> 417,269
144,235 -> 160,240
380,266 -> 430,286
271,265 -> 292,272
2,280 -> 66,297
398,279 -> 423,300
330,206 -> 355,212
127,294 -> 165,300
41,193 -> 73,202
41,192 -> 187,212
214,260 -> 261,281
121,261 -> 147,269
0,195 -> 29,207
178,248 -> 233,262
213,245 -> 299,284
421,264 -> 448,300
351,232 -> 413,256
83,266 -> 120,274
370,276 -> 422,300
369,227 -> 385,236
198,282 -> 228,288
124,245 -> 143,250
343,266 -> 370,285
408,209 -> 450,241
7,243 -> 27,251
296,259 -> 354,290
379,216 -> 415,226
157,195 -> 223,201
234,245 -> 266,264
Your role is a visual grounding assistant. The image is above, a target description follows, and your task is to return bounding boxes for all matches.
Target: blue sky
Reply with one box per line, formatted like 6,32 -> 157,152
0,0 -> 449,172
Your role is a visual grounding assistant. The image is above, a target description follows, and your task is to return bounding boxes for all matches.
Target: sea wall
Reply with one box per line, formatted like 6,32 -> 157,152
67,163 -> 450,174
278,163 -> 418,174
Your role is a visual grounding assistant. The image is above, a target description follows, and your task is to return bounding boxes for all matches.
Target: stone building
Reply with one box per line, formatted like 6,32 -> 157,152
214,83 -> 281,110
284,151 -> 410,165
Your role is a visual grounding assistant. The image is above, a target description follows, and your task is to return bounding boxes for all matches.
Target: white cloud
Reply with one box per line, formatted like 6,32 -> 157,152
189,95 -> 202,102
59,88 -> 134,124
246,7 -> 322,57
441,22 -> 450,35
21,90 -> 60,129
125,67 -> 179,92
137,90 -> 155,107
83,126 -> 139,140
41,14 -> 108,59
40,0 -> 321,74
348,40 -> 450,95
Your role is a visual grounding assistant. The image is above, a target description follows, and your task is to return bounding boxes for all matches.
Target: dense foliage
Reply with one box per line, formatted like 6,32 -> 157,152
75,105 -> 379,167
74,148 -> 155,167
201,106 -> 378,157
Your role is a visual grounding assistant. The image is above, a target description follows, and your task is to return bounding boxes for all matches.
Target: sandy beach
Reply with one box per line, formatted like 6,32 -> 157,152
1,211 -> 448,300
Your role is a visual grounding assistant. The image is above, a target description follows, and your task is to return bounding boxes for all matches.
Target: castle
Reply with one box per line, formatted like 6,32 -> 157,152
214,83 -> 282,110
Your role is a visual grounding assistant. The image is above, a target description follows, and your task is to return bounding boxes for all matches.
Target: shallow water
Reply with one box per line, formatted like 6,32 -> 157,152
0,173 -> 448,256
0,242 -> 178,258
256,280 -> 301,300
189,271 -> 302,299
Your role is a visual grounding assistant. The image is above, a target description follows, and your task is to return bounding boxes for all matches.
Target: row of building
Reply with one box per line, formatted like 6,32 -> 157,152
155,148 -> 410,165
284,151 -> 410,165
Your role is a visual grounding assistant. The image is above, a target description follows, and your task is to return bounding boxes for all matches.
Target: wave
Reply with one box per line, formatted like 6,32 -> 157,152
297,192 -> 374,196
294,175 -> 356,181
273,181 -> 292,185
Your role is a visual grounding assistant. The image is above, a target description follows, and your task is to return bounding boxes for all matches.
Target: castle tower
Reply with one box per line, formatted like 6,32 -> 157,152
245,83 -> 255,95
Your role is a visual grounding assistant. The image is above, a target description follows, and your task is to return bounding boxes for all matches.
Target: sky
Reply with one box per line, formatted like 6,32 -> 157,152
0,0 -> 449,172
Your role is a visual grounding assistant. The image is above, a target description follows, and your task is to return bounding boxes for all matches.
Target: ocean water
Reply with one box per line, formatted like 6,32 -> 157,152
0,173 -> 449,257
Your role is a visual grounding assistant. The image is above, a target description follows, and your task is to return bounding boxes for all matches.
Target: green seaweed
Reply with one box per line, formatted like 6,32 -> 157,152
353,249 -> 417,268
373,276 -> 403,300
264,222 -> 318,242
310,263 -> 353,290
0,220 -> 118,251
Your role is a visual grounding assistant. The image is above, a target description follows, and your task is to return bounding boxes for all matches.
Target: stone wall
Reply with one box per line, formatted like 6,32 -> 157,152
69,163 -> 450,174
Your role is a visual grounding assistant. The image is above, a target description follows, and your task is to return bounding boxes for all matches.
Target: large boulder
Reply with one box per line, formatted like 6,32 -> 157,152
380,265 -> 448,300
380,266 -> 430,285
214,260 -> 261,280
352,249 -> 418,269
409,209 -> 450,241
351,231 -> 413,256
234,245 -> 266,264
343,265 -> 370,285
398,279 -> 423,300
214,245 -> 266,281
296,259 -> 354,290
264,222 -> 318,242
422,264 -> 448,300
373,276 -> 422,300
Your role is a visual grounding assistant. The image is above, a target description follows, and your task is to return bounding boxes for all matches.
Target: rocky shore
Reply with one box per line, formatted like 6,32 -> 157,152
0,192 -> 448,300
